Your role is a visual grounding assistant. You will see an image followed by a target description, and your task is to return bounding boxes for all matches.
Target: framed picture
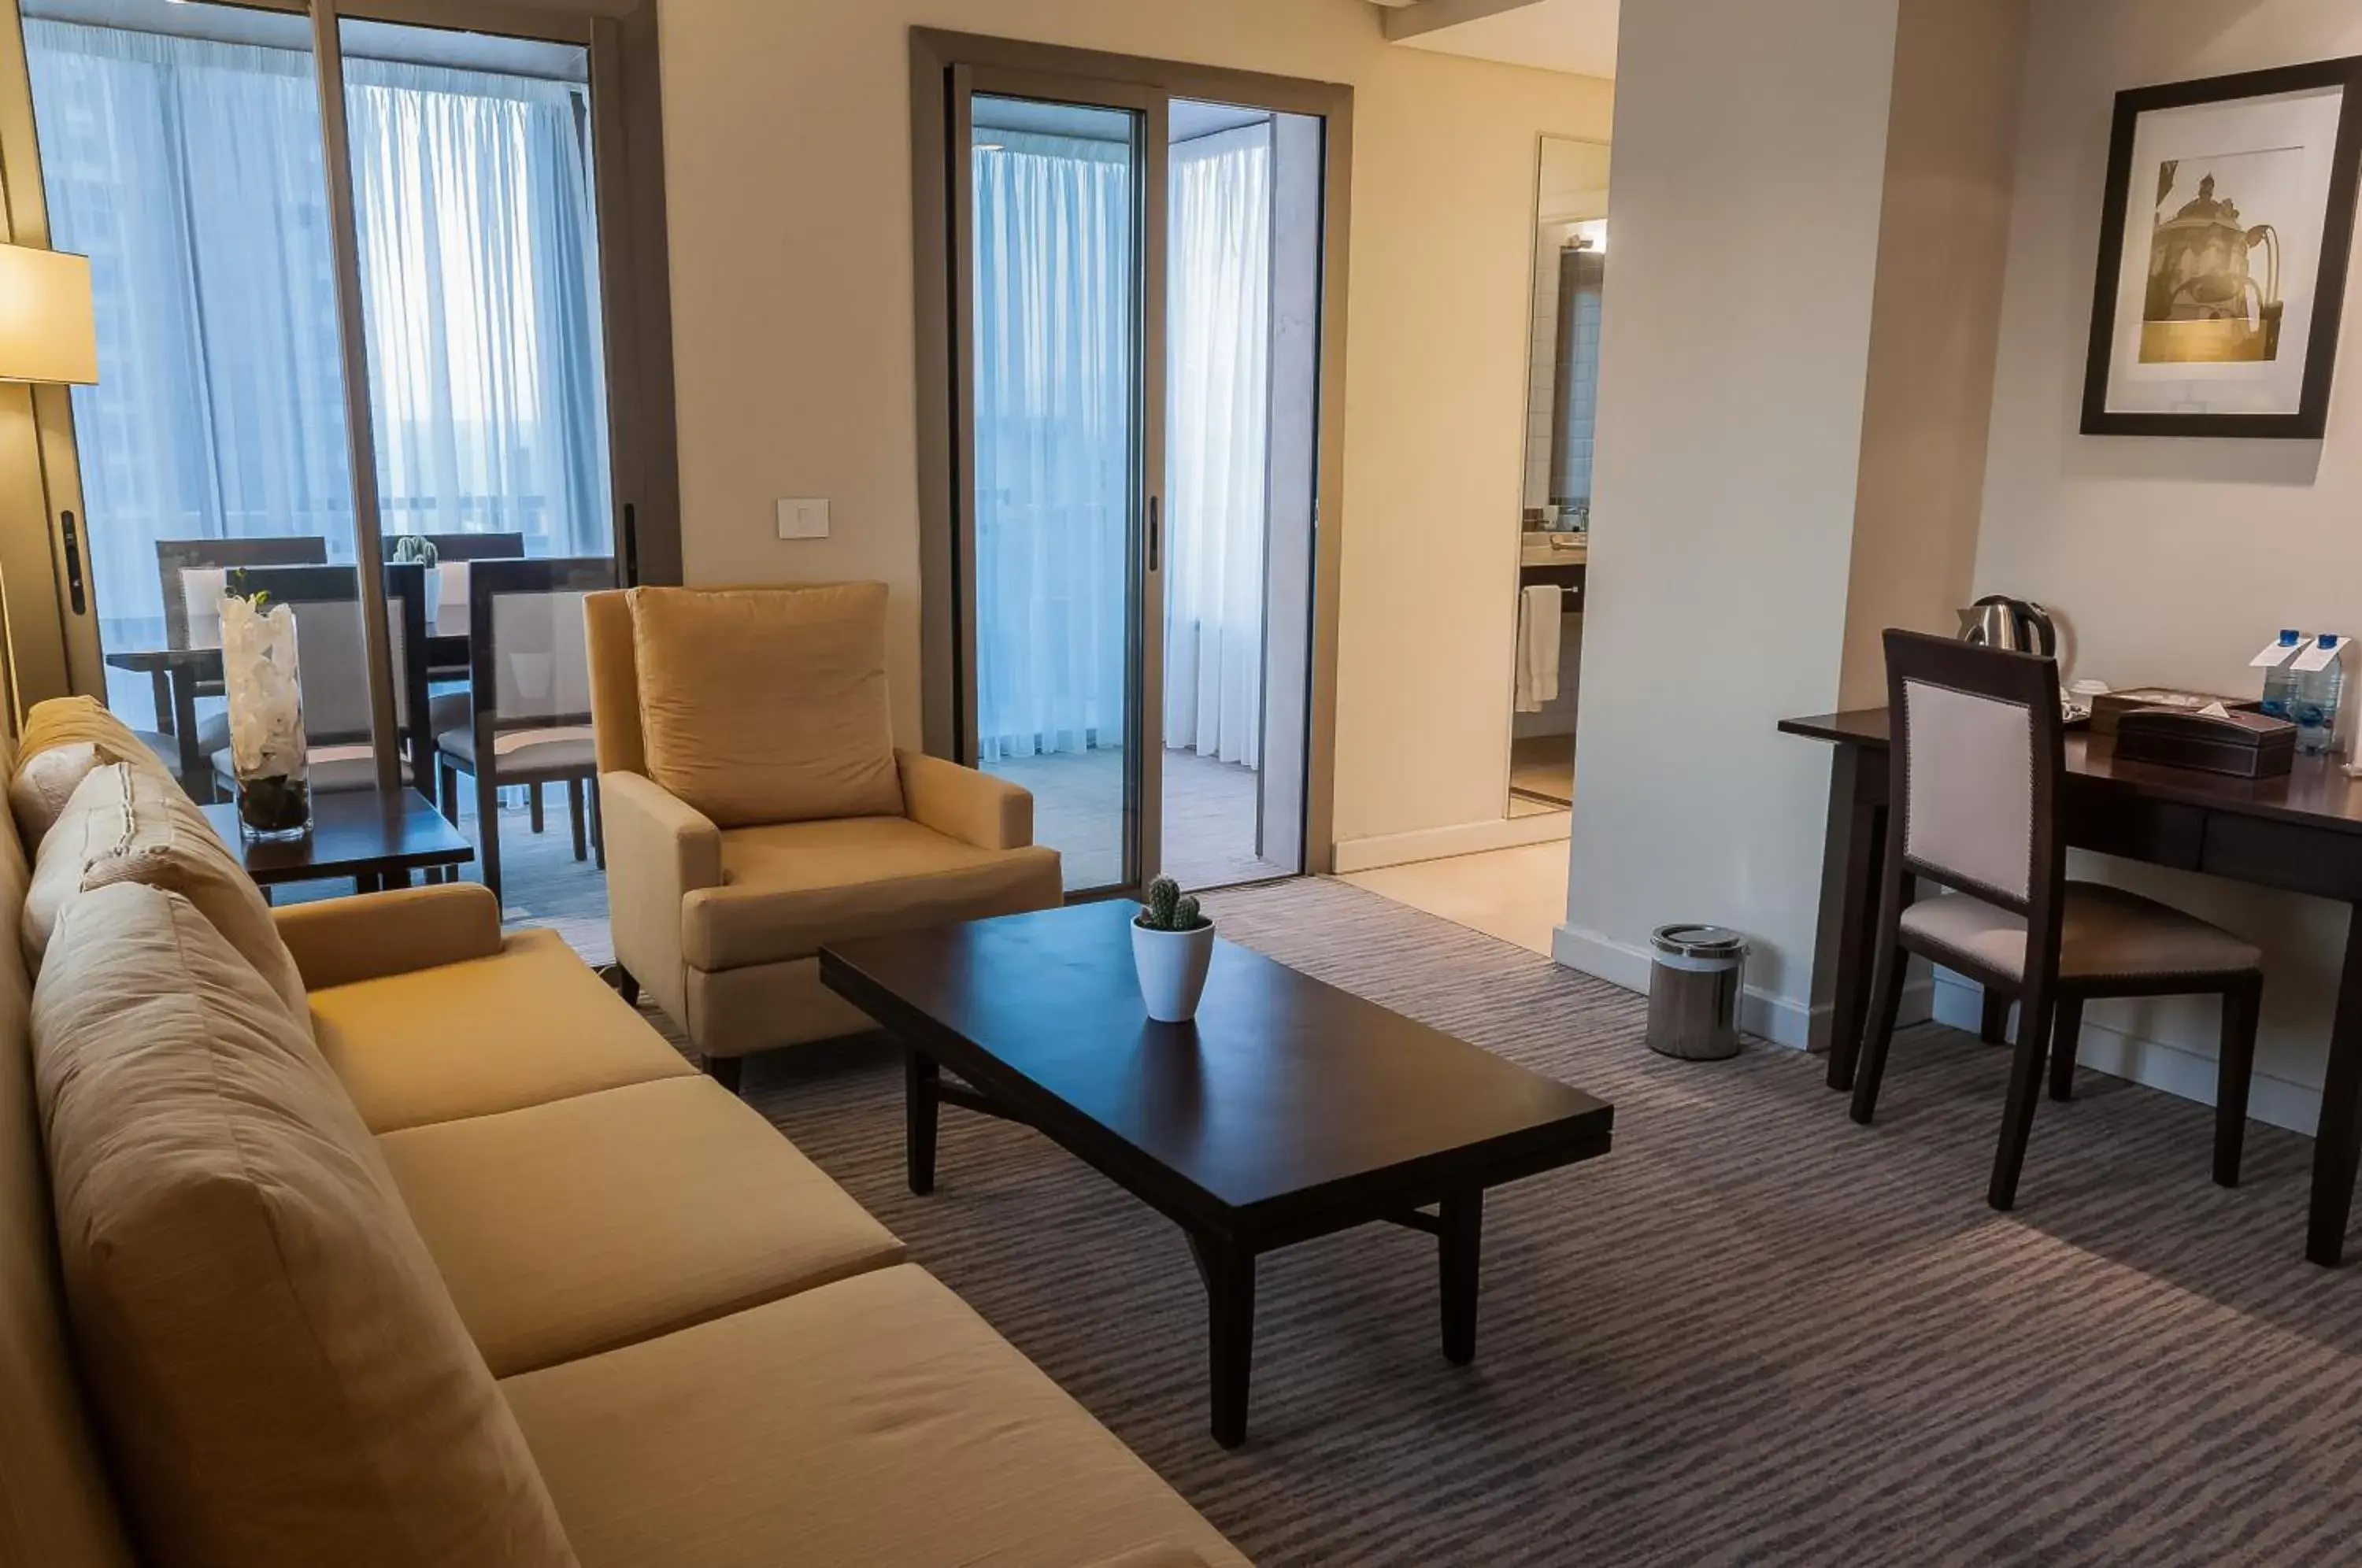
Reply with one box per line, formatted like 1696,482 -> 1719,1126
2082,57 -> 2362,438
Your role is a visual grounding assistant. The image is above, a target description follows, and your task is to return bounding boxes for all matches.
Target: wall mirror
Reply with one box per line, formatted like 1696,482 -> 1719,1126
1506,134 -> 1610,821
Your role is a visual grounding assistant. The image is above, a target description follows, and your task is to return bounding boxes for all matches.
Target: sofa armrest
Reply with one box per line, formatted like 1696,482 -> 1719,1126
272,883 -> 503,991
600,771 -> 722,1017
898,749 -> 1033,852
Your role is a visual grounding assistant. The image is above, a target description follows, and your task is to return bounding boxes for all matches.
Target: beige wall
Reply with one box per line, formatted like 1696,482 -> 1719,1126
653,0 -> 1614,852
1972,0 -> 2362,1128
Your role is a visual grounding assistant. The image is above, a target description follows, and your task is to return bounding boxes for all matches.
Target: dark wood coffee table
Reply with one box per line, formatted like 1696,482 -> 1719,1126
820,901 -> 1614,1447
202,786 -> 474,893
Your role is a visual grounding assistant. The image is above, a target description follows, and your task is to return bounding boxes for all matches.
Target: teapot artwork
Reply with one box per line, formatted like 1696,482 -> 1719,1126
2142,161 -> 2282,365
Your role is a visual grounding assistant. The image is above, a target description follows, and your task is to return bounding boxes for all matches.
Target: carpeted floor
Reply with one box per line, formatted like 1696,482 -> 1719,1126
649,877 -> 2362,1566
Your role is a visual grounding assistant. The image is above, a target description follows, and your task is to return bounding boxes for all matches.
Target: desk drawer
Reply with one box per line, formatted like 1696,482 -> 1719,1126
2064,786 -> 2205,870
2201,813 -> 2362,902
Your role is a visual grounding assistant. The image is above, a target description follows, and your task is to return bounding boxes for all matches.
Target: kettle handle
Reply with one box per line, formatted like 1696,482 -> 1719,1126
2021,600 -> 2059,659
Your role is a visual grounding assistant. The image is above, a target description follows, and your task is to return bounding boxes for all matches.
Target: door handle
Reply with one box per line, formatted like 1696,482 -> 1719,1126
1148,495 -> 1161,572
60,509 -> 86,615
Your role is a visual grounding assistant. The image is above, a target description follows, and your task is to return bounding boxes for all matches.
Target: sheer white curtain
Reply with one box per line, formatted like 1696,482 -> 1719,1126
24,20 -> 609,629
1163,124 -> 1271,767
971,130 -> 1133,762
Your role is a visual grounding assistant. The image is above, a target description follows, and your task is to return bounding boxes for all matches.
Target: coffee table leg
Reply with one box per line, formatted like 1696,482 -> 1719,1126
905,1048 -> 940,1196
1190,1233 -> 1257,1448
1440,1189 -> 1483,1364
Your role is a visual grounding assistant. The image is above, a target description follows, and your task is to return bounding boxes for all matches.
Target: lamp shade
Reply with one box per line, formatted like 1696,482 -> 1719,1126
0,244 -> 96,386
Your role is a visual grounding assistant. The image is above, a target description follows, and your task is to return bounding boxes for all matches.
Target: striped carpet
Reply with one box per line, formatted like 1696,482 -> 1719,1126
676,878 -> 2362,1566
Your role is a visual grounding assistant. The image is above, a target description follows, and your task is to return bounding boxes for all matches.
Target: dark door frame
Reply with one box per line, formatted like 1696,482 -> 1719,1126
909,26 -> 1353,878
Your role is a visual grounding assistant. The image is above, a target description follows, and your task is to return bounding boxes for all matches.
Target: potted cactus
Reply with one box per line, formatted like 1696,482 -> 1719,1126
1131,875 -> 1216,1023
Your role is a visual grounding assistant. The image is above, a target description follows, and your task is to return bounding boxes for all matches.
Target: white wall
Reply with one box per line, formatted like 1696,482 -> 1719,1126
1557,0 -> 1907,1041
653,0 -> 1614,856
1973,0 -> 2362,1129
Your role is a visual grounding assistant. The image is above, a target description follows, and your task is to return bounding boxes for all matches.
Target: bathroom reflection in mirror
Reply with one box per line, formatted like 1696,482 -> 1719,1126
1507,134 -> 1609,822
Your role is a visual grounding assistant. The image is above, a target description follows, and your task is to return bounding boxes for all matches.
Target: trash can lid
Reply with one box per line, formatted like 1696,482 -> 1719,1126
1650,924 -> 1748,959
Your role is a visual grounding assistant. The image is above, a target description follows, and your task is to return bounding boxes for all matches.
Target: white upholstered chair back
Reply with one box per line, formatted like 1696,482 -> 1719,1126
489,589 -> 594,726
1900,676 -> 2035,903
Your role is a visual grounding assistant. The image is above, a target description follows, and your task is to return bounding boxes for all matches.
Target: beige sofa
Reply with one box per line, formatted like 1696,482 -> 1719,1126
586,582 -> 1063,1083
0,697 -> 1242,1567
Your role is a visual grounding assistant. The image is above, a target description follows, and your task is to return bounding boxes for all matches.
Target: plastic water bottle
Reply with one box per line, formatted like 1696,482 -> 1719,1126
2296,634 -> 2346,756
2260,629 -> 2305,721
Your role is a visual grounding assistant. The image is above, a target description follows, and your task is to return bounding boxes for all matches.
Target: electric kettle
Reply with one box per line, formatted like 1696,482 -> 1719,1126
1958,596 -> 2058,659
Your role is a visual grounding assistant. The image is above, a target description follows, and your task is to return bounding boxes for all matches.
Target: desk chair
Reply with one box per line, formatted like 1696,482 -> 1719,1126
1849,630 -> 2266,1211
434,557 -> 613,907
213,563 -> 434,800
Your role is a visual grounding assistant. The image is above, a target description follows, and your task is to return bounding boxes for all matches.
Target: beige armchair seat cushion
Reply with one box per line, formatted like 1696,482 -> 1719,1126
24,761 -> 308,1021
1902,882 -> 2264,982
686,815 -> 1063,971
628,583 -> 903,827
502,1264 -> 1246,1568
312,927 -> 695,1133
379,1076 -> 903,1377
31,883 -> 576,1568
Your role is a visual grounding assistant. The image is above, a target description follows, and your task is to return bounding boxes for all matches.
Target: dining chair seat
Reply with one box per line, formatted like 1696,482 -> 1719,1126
1903,884 -> 2262,985
434,724 -> 597,779
429,689 -> 470,740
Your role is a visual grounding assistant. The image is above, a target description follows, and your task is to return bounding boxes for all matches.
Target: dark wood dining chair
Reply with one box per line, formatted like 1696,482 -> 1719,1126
434,556 -> 614,906
216,563 -> 435,801
1849,629 -> 2266,1211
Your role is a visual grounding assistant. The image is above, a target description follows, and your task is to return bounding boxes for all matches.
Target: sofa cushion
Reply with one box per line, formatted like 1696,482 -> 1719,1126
24,762 -> 308,1021
628,583 -> 903,828
379,1075 -> 903,1377
9,697 -> 172,849
686,815 -> 1063,971
501,1264 -> 1246,1568
311,926 -> 696,1133
9,740 -> 98,848
31,882 -> 576,1568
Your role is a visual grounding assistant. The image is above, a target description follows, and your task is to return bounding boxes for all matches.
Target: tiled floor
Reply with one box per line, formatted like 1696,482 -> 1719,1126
985,745 -> 1291,892
1341,838 -> 1570,956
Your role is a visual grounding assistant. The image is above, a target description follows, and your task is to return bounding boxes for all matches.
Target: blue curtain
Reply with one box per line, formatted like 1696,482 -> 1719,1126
25,20 -> 610,631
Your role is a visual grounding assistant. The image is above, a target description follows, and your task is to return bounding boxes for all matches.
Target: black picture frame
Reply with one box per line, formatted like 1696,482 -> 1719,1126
2081,56 -> 2362,439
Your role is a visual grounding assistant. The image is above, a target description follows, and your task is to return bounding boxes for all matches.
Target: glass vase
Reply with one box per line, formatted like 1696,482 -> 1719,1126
220,593 -> 312,841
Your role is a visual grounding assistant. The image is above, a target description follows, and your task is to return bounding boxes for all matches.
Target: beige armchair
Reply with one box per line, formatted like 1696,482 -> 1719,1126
584,582 -> 1061,1088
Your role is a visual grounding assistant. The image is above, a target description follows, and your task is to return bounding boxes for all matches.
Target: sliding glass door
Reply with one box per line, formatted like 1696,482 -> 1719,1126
954,72 -> 1165,897
6,0 -> 671,806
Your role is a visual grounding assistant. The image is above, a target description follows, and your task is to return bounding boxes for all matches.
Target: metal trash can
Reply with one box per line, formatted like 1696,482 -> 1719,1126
1646,925 -> 1748,1061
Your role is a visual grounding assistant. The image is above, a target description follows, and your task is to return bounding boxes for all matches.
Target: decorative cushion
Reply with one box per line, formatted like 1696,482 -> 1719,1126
9,697 -> 168,849
31,883 -> 577,1568
1901,882 -> 2264,982
23,762 -> 307,1021
628,583 -> 904,828
8,741 -> 98,848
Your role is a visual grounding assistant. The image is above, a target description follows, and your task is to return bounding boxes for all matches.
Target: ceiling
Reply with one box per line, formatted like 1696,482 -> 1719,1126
1388,0 -> 1620,82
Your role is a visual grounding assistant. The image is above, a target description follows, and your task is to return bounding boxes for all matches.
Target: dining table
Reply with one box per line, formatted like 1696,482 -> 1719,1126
102,562 -> 477,794
1783,706 -> 2362,1267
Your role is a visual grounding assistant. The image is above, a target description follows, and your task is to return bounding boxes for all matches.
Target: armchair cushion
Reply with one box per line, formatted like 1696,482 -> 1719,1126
628,583 -> 902,828
897,749 -> 1034,852
683,816 -> 1061,972
273,883 -> 505,991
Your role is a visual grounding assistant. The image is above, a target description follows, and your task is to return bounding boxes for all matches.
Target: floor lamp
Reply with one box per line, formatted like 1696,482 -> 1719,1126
0,242 -> 98,728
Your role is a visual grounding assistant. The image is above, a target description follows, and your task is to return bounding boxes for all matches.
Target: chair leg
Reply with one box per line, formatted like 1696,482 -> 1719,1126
705,1053 -> 743,1094
1848,941 -> 1911,1126
590,779 -> 605,871
1989,978 -> 2057,1211
528,783 -> 546,835
1979,989 -> 2010,1045
439,762 -> 461,827
2215,976 -> 2263,1189
2049,995 -> 2084,1102
567,778 -> 588,862
475,764 -> 503,912
613,965 -> 640,1008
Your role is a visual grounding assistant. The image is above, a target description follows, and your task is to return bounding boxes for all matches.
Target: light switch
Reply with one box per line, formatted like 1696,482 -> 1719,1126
776,497 -> 830,540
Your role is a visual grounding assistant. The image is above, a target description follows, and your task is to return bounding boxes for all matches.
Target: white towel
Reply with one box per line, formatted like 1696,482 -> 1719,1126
1515,584 -> 1563,714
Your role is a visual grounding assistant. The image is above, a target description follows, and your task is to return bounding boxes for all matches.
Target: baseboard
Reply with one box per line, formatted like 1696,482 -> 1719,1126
1331,812 -> 1570,873
1927,971 -> 2321,1134
1551,923 -> 1932,1053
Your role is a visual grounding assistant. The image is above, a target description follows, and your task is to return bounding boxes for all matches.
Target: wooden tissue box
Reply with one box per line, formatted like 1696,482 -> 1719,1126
2113,708 -> 2295,779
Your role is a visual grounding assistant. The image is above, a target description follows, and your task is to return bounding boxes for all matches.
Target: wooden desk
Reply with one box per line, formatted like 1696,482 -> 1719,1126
1782,707 -> 2362,1267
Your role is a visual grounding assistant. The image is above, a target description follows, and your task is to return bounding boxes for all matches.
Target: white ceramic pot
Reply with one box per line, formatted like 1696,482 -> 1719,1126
1131,919 -> 1216,1024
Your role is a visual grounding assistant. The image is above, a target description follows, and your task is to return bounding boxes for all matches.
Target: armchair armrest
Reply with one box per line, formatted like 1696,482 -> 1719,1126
898,749 -> 1033,852
600,771 -> 722,1017
273,883 -> 503,991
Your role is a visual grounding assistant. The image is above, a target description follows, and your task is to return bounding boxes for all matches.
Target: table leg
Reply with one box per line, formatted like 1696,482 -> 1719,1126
1440,1189 -> 1483,1365
147,669 -> 173,734
905,1048 -> 940,1197
1190,1232 -> 1257,1448
170,671 -> 208,803
2307,906 -> 2362,1266
1825,763 -> 1887,1092
383,867 -> 411,889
